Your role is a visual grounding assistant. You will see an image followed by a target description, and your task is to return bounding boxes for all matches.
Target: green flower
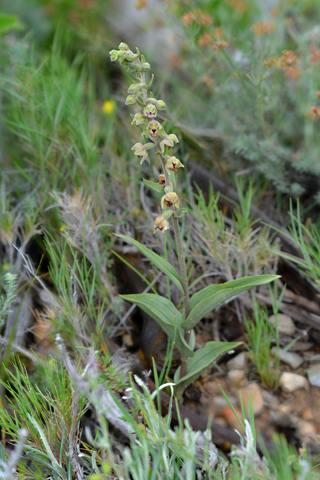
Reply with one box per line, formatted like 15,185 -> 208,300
131,113 -> 147,126
143,103 -> 158,119
160,133 -> 179,152
143,120 -> 165,139
165,156 -> 184,174
131,142 -> 155,164
109,50 -> 119,62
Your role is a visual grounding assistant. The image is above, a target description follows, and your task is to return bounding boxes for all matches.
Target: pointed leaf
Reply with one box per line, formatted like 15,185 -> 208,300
175,341 -> 241,391
120,293 -> 193,356
116,234 -> 184,294
183,275 -> 280,330
143,178 -> 165,194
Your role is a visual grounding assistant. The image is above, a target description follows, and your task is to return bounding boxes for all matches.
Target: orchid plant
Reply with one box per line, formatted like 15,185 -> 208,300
109,43 -> 279,398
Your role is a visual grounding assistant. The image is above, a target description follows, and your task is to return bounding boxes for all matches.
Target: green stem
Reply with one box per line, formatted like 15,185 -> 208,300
156,139 -> 190,379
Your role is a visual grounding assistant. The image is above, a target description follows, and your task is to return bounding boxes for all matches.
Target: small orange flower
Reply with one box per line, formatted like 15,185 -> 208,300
198,32 -> 212,47
310,45 -> 320,66
212,41 -> 229,52
310,106 -> 320,118
285,66 -> 299,79
251,21 -> 275,37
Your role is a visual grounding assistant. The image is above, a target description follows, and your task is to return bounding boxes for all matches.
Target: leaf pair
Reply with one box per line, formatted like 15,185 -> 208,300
117,234 -> 279,391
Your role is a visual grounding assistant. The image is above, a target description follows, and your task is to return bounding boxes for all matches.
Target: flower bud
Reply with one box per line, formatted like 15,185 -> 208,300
141,62 -> 151,71
109,50 -> 119,62
118,42 -> 129,51
128,84 -> 140,94
156,100 -> 166,110
125,95 -> 136,105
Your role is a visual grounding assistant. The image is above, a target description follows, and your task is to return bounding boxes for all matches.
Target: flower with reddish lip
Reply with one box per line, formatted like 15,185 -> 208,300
160,133 -> 179,152
165,156 -> 184,175
143,120 -> 164,139
143,103 -> 157,119
131,142 -> 155,164
158,174 -> 166,186
161,192 -> 179,209
153,216 -> 169,233
131,113 -> 147,126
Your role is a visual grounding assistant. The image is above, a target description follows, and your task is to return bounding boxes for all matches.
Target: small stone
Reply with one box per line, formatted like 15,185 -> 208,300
302,408 -> 314,421
279,372 -> 308,392
271,347 -> 303,369
268,314 -> 295,335
298,420 -> 317,438
240,382 -> 264,416
227,369 -> 246,387
227,352 -> 247,370
307,363 -> 320,387
219,406 -> 244,433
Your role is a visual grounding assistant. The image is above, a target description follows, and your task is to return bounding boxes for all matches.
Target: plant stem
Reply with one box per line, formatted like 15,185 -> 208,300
156,140 -> 190,377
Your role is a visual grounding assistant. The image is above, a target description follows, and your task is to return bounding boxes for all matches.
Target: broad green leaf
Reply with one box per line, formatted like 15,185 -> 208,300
116,234 -> 184,294
183,275 -> 280,330
120,293 -> 193,356
143,178 -> 165,194
175,341 -> 241,390
0,14 -> 19,34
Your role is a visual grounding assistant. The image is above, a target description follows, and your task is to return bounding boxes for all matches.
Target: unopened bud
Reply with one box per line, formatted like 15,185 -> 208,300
109,50 -> 119,62
118,42 -> 129,51
125,95 -> 136,105
128,84 -> 139,94
156,100 -> 166,110
141,62 -> 150,71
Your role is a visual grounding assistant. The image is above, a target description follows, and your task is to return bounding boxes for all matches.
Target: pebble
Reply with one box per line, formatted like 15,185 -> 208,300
279,372 -> 308,393
219,406 -> 244,433
240,382 -> 264,416
227,369 -> 246,387
268,314 -> 295,335
307,363 -> 320,387
227,352 -> 247,370
298,420 -> 317,438
271,347 -> 304,369
302,408 -> 314,421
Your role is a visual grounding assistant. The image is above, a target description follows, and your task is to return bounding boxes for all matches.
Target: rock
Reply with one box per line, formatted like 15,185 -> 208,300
219,406 -> 244,433
271,347 -> 303,369
307,363 -> 320,387
268,314 -> 295,335
302,408 -> 314,421
227,352 -> 247,370
261,389 -> 279,409
227,369 -> 246,387
298,420 -> 317,437
279,372 -> 308,392
240,382 -> 264,416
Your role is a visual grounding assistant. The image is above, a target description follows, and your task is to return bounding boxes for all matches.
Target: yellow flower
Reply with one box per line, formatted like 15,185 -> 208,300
102,100 -> 116,115
160,133 -> 179,152
153,216 -> 169,234
165,156 -> 184,174
161,192 -> 179,209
